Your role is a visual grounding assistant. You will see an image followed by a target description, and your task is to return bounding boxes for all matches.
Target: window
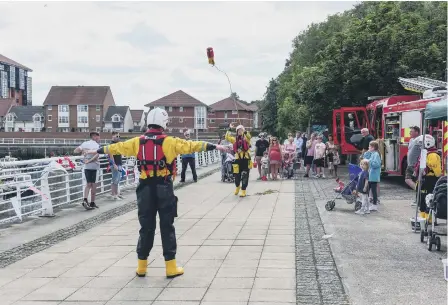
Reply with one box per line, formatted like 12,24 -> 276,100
96,115 -> 101,122
96,105 -> 100,111
232,110 -> 238,115
224,111 -> 228,119
33,115 -> 41,122
157,106 -> 165,110
6,114 -> 14,122
168,106 -> 173,112
78,116 -> 88,123
58,105 -> 69,112
168,117 -> 173,123
48,105 -> 52,111
179,107 -> 184,112
96,127 -> 101,132
48,115 -> 52,121
58,116 -> 69,123
112,114 -> 121,122
179,118 -> 184,123
210,119 -> 215,123
77,105 -> 88,112
168,128 -> 173,133
47,127 -> 52,132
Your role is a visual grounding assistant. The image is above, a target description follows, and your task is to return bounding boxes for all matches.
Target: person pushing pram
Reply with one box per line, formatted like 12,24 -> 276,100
221,145 -> 235,182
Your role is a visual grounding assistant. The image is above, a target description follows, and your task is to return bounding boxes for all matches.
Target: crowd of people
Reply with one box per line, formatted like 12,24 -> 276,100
254,131 -> 341,180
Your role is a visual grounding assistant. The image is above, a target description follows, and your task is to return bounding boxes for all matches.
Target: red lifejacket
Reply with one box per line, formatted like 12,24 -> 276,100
137,129 -> 175,178
233,135 -> 249,153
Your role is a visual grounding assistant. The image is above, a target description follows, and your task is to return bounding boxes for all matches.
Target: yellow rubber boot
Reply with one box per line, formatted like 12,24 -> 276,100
234,186 -> 240,195
165,259 -> 184,278
240,190 -> 246,197
136,259 -> 147,277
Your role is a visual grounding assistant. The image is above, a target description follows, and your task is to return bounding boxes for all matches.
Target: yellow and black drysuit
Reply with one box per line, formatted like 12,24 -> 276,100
225,128 -> 252,197
96,129 -> 218,278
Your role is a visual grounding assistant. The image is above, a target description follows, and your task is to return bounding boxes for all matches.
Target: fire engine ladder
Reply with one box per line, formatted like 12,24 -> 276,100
398,76 -> 447,93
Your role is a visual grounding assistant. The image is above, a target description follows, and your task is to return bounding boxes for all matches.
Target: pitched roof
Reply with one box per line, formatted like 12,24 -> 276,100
246,102 -> 259,111
0,98 -> 16,117
104,106 -> 129,121
9,106 -> 44,121
43,86 -> 111,106
130,109 -> 144,122
210,97 -> 253,111
0,54 -> 33,72
145,90 -> 207,107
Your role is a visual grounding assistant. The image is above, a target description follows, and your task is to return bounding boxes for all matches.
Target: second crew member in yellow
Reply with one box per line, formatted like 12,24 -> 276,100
87,108 -> 226,278
225,123 -> 252,197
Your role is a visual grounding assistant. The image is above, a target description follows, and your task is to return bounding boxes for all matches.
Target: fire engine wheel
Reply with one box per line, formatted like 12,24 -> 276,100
325,200 -> 335,211
354,201 -> 362,211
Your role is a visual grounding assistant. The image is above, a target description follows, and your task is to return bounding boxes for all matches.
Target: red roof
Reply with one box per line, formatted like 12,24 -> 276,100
130,109 -> 144,122
210,97 -> 256,111
43,86 -> 112,105
145,90 -> 207,107
0,98 -> 16,117
0,54 -> 32,72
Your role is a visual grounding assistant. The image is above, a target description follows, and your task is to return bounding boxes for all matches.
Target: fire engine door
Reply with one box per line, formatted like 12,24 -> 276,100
337,107 -> 369,155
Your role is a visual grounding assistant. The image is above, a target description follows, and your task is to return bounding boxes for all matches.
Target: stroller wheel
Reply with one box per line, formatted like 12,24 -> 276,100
420,230 -> 425,243
325,200 -> 335,211
435,236 -> 441,251
354,201 -> 362,211
427,237 -> 433,251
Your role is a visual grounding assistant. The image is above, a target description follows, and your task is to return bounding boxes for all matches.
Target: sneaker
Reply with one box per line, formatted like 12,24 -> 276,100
117,194 -> 124,199
410,200 -> 417,206
364,209 -> 371,214
113,196 -> 118,200
321,174 -> 326,179
313,174 -> 320,179
179,180 -> 185,183
304,174 -> 309,178
355,210 -> 365,215
90,202 -> 99,209
369,204 -> 378,211
82,198 -> 89,209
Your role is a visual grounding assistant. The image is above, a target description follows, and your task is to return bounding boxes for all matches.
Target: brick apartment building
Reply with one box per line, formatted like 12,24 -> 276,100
145,90 -> 208,133
43,86 -> 116,132
208,97 -> 259,130
0,54 -> 33,106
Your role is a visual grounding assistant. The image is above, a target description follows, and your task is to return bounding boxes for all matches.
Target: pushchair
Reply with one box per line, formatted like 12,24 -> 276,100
221,152 -> 235,183
420,175 -> 447,251
281,152 -> 295,179
325,163 -> 363,211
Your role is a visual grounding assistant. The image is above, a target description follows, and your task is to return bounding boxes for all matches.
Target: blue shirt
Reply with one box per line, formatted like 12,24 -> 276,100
362,151 -> 381,182
356,170 -> 369,193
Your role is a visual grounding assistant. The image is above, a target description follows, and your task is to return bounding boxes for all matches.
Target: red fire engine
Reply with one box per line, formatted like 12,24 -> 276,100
333,77 -> 447,176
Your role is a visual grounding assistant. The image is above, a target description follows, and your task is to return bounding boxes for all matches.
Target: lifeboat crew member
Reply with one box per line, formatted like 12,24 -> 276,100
86,108 -> 226,278
225,123 -> 252,197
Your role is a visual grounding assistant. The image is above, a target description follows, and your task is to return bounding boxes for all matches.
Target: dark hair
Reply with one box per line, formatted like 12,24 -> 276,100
369,140 -> 379,150
410,126 -> 420,133
112,131 -> 119,136
148,124 -> 162,129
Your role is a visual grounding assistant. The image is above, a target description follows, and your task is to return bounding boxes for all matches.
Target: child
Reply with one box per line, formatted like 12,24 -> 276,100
283,152 -> 294,179
362,141 -> 381,211
353,159 -> 370,215
314,135 -> 326,178
260,151 -> 269,181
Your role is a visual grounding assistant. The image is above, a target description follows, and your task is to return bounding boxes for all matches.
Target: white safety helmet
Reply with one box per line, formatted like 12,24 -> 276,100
146,108 -> 169,130
184,129 -> 191,137
416,134 -> 435,149
236,125 -> 245,133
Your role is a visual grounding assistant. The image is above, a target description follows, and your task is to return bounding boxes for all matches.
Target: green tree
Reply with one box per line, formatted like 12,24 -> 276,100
265,1 -> 447,134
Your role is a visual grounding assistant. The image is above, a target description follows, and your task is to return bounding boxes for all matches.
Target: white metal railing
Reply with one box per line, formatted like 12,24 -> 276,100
0,150 -> 222,224
0,138 -> 112,145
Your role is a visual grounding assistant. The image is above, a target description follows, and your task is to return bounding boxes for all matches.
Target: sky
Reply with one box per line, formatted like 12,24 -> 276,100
0,1 -> 358,109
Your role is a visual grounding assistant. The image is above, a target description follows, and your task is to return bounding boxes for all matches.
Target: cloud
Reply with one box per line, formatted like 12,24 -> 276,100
0,1 -> 356,108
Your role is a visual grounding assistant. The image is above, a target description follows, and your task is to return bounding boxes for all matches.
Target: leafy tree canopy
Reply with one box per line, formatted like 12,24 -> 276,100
258,1 -> 447,136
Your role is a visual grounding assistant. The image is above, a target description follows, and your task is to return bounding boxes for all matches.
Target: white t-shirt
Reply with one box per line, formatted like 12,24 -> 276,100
78,140 -> 100,170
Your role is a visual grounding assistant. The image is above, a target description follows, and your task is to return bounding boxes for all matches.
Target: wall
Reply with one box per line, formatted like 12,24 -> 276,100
123,108 -> 134,132
13,121 -> 41,132
208,110 -> 254,130
164,106 -> 195,132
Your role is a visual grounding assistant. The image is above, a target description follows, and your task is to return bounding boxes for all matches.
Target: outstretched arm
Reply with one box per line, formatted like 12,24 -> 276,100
93,137 -> 140,157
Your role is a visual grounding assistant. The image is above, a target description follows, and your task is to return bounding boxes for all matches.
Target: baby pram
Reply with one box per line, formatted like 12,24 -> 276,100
420,175 -> 447,251
325,164 -> 363,211
221,152 -> 235,183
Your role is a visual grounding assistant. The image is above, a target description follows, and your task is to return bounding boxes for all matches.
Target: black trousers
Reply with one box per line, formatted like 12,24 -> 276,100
234,159 -> 250,190
418,176 -> 439,213
181,157 -> 197,181
136,179 -> 177,261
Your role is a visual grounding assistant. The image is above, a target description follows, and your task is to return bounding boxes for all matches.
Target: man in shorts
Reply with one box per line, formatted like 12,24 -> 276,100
254,132 -> 269,179
75,131 -> 100,209
109,132 -> 124,200
405,126 -> 421,205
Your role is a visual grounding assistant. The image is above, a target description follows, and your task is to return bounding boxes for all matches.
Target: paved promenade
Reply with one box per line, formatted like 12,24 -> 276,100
0,166 -> 446,305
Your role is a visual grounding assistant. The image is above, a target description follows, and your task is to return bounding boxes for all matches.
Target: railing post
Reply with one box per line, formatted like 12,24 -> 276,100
40,171 -> 54,217
65,172 -> 70,203
81,164 -> 86,199
195,152 -> 199,167
100,169 -> 104,193
10,189 -> 23,222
